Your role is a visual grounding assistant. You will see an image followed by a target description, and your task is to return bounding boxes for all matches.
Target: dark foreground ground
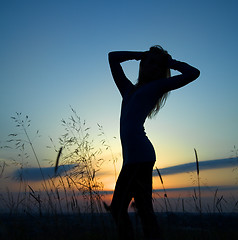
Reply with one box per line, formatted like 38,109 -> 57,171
0,212 -> 238,240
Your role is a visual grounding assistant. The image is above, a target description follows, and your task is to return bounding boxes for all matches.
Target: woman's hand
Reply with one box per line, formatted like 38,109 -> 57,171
166,54 -> 174,68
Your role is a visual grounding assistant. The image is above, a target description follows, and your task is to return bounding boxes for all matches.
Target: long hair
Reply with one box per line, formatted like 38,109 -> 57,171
137,45 -> 171,118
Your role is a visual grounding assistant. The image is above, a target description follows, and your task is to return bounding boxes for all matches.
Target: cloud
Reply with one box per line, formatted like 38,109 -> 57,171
153,185 -> 238,193
12,164 -> 76,182
153,158 -> 238,176
11,158 -> 238,182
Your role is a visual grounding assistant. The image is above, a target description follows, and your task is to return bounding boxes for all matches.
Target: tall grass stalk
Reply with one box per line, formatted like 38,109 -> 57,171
97,123 -> 118,182
9,113 -> 51,197
55,147 -> 63,174
194,148 -> 202,213
156,167 -> 172,212
28,185 -> 42,216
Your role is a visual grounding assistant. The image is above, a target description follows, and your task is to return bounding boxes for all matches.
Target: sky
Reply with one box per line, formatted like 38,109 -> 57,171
1,0 -> 238,196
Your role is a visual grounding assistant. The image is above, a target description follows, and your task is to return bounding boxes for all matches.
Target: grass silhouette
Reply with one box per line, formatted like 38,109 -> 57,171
0,109 -> 238,239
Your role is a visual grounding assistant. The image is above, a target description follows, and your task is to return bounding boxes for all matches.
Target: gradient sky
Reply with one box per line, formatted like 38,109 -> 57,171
1,0 -> 238,192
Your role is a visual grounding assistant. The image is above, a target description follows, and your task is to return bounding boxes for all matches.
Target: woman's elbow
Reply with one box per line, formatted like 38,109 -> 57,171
192,68 -> 200,81
108,52 -> 116,62
195,68 -> 200,79
108,52 -> 112,61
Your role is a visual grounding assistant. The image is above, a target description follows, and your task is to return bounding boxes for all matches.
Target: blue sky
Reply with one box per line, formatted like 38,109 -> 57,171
1,0 -> 238,173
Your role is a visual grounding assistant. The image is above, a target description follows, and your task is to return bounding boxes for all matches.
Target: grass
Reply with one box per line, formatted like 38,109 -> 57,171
0,109 -> 238,239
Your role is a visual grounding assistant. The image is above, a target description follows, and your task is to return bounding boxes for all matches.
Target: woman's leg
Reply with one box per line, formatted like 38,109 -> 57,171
134,162 -> 161,240
110,165 -> 136,239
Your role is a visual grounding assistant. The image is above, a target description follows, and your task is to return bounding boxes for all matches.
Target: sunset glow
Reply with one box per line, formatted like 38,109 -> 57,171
1,1 -> 238,216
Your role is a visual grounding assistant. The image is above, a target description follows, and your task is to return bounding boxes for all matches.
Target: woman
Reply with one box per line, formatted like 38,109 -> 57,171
108,45 -> 200,240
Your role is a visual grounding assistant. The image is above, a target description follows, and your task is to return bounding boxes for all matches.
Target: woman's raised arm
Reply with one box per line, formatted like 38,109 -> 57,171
161,58 -> 200,92
108,51 -> 144,96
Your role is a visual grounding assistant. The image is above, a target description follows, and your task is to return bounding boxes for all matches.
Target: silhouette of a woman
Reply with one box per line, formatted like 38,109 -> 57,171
108,45 -> 200,240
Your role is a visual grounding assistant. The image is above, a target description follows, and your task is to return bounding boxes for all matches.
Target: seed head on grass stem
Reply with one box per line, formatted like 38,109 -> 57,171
156,167 -> 172,211
55,147 -> 63,174
194,148 -> 199,176
194,148 -> 202,213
